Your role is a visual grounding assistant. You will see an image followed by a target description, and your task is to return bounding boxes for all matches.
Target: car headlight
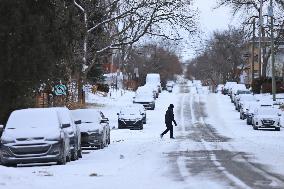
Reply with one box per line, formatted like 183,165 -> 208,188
1,136 -> 15,144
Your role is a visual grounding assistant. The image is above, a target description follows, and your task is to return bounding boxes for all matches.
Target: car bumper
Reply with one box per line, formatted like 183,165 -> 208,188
255,121 -> 279,128
118,119 -> 143,129
1,142 -> 62,164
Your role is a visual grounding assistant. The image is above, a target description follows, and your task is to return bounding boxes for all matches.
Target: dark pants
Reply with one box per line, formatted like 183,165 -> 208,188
161,124 -> 173,138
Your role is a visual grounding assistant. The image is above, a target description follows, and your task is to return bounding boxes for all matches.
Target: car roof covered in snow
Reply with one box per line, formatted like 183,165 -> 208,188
6,108 -> 60,129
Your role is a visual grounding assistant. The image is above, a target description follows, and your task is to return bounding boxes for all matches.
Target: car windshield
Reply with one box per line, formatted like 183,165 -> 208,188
120,108 -> 141,115
6,109 -> 60,129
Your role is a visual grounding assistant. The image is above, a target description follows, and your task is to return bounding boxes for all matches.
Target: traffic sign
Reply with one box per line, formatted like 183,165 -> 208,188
53,84 -> 67,96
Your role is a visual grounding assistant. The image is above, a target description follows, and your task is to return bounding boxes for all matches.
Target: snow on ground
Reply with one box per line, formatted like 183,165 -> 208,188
205,92 -> 284,176
1,84 -> 284,189
0,86 -> 185,189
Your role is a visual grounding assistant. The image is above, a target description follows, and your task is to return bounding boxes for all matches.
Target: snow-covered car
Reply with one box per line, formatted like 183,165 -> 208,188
215,84 -> 224,93
136,86 -> 156,99
146,73 -> 162,93
53,107 -> 82,160
231,85 -> 249,103
117,106 -> 144,130
166,81 -> 174,93
246,101 -> 273,125
145,83 -> 159,98
0,108 -> 71,166
223,81 -> 237,95
133,92 -> 155,110
235,94 -> 257,111
240,101 -> 259,120
252,107 -> 281,131
71,109 -> 110,149
129,104 -> 147,124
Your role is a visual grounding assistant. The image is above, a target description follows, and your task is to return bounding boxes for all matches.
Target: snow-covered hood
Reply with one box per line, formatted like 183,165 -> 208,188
2,126 -> 60,142
79,122 -> 103,133
254,115 -> 280,121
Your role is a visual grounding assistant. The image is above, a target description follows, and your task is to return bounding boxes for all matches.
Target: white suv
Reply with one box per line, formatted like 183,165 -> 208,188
252,107 -> 281,131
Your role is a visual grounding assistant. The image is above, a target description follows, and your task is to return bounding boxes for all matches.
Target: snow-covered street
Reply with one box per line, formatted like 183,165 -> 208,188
1,83 -> 284,189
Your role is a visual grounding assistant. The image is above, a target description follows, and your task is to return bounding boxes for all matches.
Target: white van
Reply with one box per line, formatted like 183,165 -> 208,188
146,73 -> 161,93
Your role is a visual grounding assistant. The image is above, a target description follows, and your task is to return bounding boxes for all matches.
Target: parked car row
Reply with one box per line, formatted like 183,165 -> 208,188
119,73 -> 175,130
0,107 -> 110,167
222,81 -> 282,131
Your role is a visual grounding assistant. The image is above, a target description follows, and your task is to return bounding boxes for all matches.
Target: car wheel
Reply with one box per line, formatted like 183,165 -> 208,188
100,143 -> 104,149
71,145 -> 78,161
77,148 -> 82,158
104,136 -> 108,147
275,127 -> 280,131
66,151 -> 71,162
57,146 -> 67,165
253,125 -> 258,130
108,133 -> 111,145
240,114 -> 242,119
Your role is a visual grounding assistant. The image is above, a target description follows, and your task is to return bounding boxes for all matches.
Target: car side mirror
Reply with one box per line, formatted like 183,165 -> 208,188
100,118 -> 109,124
61,123 -> 71,128
74,120 -> 81,124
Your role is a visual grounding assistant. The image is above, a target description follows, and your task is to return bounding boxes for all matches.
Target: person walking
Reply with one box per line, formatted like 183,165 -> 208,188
160,104 -> 177,139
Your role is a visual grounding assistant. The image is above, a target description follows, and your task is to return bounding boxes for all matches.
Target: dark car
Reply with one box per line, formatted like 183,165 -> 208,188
0,108 -> 71,166
133,92 -> 155,110
117,106 -> 144,130
71,109 -> 110,149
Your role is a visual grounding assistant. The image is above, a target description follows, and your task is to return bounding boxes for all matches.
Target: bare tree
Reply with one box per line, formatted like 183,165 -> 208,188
186,28 -> 247,84
73,0 -> 197,74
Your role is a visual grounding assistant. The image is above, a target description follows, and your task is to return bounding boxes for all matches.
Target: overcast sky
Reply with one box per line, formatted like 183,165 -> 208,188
180,0 -> 238,61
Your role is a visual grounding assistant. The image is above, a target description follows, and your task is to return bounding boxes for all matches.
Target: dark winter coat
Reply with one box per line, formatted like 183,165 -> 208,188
165,107 -> 177,127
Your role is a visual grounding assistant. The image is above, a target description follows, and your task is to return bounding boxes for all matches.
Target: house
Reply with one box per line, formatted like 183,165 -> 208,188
245,37 -> 284,84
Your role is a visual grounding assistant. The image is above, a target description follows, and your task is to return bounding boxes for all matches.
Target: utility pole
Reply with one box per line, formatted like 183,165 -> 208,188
269,0 -> 276,101
258,0 -> 263,80
252,18 -> 256,84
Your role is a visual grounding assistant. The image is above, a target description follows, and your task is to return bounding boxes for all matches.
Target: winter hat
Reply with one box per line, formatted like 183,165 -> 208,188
169,104 -> 174,108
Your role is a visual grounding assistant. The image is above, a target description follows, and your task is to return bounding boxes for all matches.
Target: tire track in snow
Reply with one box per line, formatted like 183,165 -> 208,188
189,93 -> 251,189
192,92 -> 284,189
